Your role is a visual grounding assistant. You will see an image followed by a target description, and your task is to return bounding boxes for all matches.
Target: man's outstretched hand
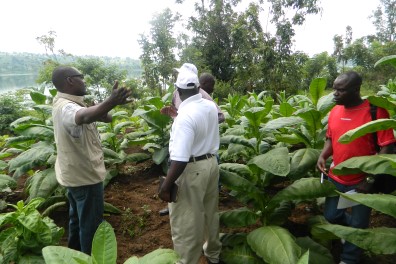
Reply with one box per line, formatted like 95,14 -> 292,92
109,80 -> 133,105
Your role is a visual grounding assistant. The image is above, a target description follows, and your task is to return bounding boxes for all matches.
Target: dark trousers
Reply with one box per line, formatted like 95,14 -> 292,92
67,182 -> 104,254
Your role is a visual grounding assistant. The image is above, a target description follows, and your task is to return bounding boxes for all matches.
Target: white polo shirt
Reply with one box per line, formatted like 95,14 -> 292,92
169,93 -> 219,162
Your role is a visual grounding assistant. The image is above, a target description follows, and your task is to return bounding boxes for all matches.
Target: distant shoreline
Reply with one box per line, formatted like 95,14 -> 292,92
0,73 -> 36,77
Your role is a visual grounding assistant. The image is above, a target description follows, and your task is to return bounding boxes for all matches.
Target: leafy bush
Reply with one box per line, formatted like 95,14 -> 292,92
0,93 -> 24,134
0,198 -> 64,263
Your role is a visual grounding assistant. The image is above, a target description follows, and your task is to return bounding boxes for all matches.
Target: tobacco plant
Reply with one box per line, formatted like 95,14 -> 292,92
42,221 -> 179,264
0,198 -> 64,263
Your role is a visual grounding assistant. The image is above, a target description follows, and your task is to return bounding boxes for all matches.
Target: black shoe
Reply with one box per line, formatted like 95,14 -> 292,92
159,207 -> 169,216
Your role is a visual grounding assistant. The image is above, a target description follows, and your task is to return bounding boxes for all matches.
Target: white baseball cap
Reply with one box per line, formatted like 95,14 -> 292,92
174,63 -> 198,75
175,69 -> 199,89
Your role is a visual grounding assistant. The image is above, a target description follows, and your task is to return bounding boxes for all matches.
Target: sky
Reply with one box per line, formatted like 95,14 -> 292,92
0,0 -> 381,59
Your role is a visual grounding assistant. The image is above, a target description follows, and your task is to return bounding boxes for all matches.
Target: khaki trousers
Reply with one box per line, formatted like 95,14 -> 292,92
169,156 -> 222,264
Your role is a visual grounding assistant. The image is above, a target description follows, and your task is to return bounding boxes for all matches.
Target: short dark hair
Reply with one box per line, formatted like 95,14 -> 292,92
340,71 -> 362,89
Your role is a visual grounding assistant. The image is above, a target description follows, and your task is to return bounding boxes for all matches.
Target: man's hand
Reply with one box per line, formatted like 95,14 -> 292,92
158,185 -> 172,202
108,80 -> 133,106
356,179 -> 374,193
160,105 -> 178,118
317,156 -> 328,176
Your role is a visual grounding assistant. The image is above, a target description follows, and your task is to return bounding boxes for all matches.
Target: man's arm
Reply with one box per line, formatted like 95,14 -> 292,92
75,81 -> 132,125
317,138 -> 333,175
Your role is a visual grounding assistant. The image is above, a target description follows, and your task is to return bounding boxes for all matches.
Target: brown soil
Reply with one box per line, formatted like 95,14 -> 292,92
6,157 -> 396,264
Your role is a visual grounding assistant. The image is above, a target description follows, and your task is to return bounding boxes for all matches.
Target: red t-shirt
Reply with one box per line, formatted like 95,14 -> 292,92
327,100 -> 395,185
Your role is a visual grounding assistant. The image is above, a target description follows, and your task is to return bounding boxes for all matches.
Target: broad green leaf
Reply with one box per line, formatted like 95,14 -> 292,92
316,93 -> 335,115
42,246 -> 91,264
0,174 -> 17,191
374,55 -> 396,69
220,233 -> 248,247
268,178 -> 336,210
103,148 -> 121,160
244,107 -> 267,128
138,248 -> 179,264
125,153 -> 151,162
267,201 -> 292,226
332,154 -> 396,176
296,250 -> 309,264
10,116 -> 42,129
309,78 -> 326,106
17,209 -> 42,233
296,109 -> 321,137
123,256 -> 139,264
221,242 -> 264,264
8,144 -> 54,178
104,202 -> 122,214
153,147 -> 168,165
295,237 -> 333,264
247,226 -> 301,264
289,128 -> 312,148
338,192 -> 396,218
219,169 -> 264,207
220,207 -> 259,228
367,95 -> 396,111
248,147 -> 290,176
91,221 -> 117,264
19,125 -> 54,139
18,254 -> 45,264
275,134 -> 302,145
338,119 -> 396,143
104,169 -> 119,187
289,149 -> 320,179
26,168 -> 58,200
220,135 -> 255,149
263,117 -> 304,132
32,105 -> 53,115
100,133 -> 116,142
114,121 -> 134,134
279,102 -> 295,117
219,163 -> 255,182
314,224 -> 396,254
30,91 -> 47,105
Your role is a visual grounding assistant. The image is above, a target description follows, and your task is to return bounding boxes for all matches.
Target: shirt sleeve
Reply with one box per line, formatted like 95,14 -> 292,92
61,103 -> 84,138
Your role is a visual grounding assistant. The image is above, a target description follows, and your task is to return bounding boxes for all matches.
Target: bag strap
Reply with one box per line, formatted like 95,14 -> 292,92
369,103 -> 380,153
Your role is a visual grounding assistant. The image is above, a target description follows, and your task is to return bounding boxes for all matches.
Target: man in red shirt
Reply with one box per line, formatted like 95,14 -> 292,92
317,71 -> 395,264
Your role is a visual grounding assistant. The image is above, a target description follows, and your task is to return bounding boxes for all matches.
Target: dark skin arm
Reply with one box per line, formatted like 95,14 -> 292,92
75,81 -> 132,125
317,138 -> 333,175
158,160 -> 187,202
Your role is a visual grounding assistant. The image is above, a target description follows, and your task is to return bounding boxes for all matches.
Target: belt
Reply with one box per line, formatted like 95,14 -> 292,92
189,154 -> 214,163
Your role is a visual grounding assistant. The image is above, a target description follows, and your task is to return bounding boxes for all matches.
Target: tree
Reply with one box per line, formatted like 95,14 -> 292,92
138,8 -> 178,96
76,57 -> 127,101
370,0 -> 396,42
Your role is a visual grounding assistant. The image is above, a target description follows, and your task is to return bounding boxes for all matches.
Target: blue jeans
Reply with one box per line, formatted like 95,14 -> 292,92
67,182 -> 104,254
324,177 -> 371,264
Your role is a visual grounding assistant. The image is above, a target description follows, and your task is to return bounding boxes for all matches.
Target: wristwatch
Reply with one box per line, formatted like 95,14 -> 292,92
366,176 -> 375,184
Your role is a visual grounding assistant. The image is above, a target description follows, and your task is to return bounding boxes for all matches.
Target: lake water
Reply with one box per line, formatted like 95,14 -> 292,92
0,73 -> 38,94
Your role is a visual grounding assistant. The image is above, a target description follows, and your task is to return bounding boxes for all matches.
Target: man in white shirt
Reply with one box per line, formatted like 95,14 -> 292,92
158,68 -> 222,264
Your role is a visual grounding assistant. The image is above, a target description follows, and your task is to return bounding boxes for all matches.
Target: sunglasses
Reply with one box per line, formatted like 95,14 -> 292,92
66,74 -> 84,79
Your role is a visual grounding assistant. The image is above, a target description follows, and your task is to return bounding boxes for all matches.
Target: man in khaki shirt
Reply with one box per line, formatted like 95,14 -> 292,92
52,66 -> 132,254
